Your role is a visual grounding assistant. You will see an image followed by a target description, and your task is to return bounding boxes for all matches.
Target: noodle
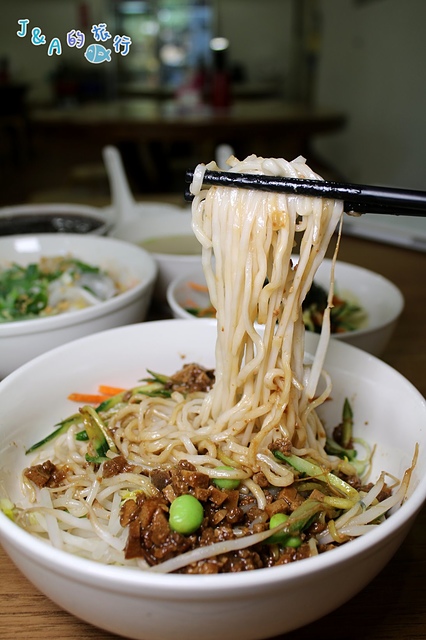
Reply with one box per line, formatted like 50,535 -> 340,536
80,154 -> 341,479
189,154 -> 343,472
10,154 -> 413,572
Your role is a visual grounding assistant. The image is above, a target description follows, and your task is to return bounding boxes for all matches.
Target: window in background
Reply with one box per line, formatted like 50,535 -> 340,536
115,0 -> 213,94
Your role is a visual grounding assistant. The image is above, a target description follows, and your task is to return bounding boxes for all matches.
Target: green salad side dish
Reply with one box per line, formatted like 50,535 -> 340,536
0,257 -> 119,323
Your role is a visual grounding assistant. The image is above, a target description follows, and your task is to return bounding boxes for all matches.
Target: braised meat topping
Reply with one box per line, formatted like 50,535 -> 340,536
118,460 -> 316,573
23,460 -> 67,488
268,437 -> 292,456
166,363 -> 215,394
23,454 -> 393,575
102,455 -> 136,478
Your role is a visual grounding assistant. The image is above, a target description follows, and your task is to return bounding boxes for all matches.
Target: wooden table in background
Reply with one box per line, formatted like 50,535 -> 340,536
30,98 -> 345,150
1,234 -> 425,640
29,99 -> 346,190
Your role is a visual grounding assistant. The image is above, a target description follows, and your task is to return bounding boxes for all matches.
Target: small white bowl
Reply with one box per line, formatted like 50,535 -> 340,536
110,202 -> 201,302
167,264 -> 211,320
167,260 -> 404,357
0,320 -> 424,639
0,233 -> 157,378
0,203 -> 112,236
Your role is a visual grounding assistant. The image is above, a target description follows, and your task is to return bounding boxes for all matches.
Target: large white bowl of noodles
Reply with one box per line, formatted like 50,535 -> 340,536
0,319 -> 425,640
167,259 -> 404,357
0,234 -> 157,378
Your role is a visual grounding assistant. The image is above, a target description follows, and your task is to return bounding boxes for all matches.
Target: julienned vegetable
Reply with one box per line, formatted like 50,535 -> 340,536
79,405 -> 118,463
272,450 -> 360,500
302,281 -> 366,334
25,374 -> 174,454
0,256 -> 122,323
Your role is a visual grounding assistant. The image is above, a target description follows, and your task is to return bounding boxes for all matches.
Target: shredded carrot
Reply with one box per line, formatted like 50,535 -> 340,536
188,281 -> 209,293
98,384 -> 126,396
68,384 -> 127,404
67,393 -> 111,404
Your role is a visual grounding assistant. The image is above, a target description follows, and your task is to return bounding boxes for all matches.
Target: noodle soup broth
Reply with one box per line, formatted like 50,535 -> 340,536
111,205 -> 201,301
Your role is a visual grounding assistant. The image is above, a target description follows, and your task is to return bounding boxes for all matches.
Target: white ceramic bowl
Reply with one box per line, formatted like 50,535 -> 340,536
167,260 -> 404,356
0,203 -> 112,236
0,233 -> 157,378
110,202 -> 201,302
0,319 -> 425,640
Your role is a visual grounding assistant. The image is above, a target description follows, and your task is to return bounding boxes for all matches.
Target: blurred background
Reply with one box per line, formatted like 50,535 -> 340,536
0,0 -> 425,207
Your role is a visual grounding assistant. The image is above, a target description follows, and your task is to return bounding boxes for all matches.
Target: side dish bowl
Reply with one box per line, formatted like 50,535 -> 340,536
0,203 -> 112,236
110,202 -> 200,301
0,319 -> 425,640
167,260 -> 404,356
0,233 -> 157,378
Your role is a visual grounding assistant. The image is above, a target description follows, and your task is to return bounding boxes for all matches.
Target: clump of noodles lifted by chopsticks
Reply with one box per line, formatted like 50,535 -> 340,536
189,154 -> 343,460
6,154 -> 417,574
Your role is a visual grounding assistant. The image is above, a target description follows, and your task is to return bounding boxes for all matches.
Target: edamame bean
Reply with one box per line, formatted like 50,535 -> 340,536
285,535 -> 302,548
268,513 -> 302,547
169,494 -> 204,535
268,513 -> 289,544
212,465 -> 241,490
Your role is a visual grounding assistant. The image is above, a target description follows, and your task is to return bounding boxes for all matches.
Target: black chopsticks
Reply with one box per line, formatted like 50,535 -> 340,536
185,169 -> 426,217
